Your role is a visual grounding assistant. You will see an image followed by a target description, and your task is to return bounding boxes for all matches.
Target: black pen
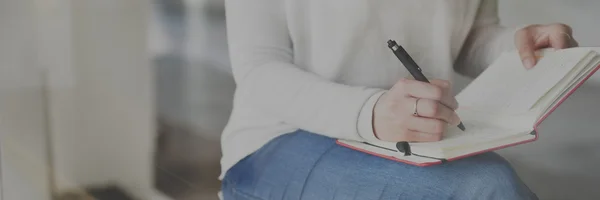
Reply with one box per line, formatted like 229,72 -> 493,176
387,40 -> 466,131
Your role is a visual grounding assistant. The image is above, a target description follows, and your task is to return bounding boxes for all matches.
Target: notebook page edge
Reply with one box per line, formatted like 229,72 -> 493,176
530,51 -> 597,115
506,48 -> 593,112
443,131 -> 537,160
538,55 -> 600,119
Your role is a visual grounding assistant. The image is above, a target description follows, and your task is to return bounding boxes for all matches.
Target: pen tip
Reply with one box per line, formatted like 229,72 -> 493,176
457,122 -> 466,131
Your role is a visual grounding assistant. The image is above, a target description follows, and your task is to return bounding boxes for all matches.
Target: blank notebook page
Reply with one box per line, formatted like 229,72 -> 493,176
456,48 -> 591,115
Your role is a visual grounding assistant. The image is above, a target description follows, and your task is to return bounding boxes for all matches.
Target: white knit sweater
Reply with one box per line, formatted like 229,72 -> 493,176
220,0 -> 519,180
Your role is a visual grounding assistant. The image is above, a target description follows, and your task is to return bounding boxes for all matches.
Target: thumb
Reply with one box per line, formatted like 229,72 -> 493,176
515,28 -> 538,69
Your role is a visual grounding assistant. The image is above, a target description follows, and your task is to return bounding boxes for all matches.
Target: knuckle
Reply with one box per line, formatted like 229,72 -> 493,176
431,87 -> 443,100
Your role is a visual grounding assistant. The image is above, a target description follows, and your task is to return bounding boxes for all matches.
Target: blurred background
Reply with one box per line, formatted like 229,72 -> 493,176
1,0 -> 599,200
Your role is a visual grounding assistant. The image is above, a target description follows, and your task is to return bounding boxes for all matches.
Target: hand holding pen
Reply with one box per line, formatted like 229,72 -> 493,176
370,40 -> 464,143
387,40 -> 465,131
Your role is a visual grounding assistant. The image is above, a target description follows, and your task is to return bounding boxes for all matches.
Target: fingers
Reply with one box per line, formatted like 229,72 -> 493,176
383,116 -> 448,143
397,79 -> 458,109
548,32 -> 571,49
392,78 -> 460,124
393,117 -> 447,142
397,78 -> 443,100
515,27 -> 538,69
532,24 -> 573,49
429,79 -> 458,109
378,78 -> 462,143
405,116 -> 447,134
515,23 -> 577,69
409,97 -> 460,126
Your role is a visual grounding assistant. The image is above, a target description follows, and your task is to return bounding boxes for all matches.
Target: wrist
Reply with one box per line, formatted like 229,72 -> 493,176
357,90 -> 386,142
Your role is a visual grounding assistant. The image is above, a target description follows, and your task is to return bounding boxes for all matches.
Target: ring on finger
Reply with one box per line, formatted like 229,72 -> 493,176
413,98 -> 421,116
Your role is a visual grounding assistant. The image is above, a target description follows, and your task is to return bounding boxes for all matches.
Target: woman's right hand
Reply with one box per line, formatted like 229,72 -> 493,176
373,78 -> 461,142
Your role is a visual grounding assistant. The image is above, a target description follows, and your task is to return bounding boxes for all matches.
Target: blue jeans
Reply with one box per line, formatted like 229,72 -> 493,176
221,130 -> 538,200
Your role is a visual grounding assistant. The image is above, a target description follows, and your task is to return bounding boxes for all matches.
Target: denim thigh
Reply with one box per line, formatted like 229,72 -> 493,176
221,130 -> 538,200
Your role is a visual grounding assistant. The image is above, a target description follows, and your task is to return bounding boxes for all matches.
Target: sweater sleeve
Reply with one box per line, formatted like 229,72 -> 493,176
225,0 -> 385,142
454,0 -> 521,78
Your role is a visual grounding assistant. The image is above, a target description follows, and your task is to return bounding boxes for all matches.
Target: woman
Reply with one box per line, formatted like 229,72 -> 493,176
219,0 -> 577,199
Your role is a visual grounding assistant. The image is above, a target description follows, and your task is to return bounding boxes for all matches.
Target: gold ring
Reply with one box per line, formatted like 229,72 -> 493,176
413,98 -> 420,116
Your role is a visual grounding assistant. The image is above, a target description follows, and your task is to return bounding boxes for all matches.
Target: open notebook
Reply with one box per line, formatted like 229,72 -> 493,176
337,47 -> 600,166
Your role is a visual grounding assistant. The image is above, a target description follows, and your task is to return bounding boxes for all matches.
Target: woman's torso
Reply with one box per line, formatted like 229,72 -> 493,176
220,0 -> 483,180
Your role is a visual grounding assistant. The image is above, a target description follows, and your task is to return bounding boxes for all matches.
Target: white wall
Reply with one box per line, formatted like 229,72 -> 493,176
45,1 -> 169,199
1,0 -> 171,199
0,0 -> 53,199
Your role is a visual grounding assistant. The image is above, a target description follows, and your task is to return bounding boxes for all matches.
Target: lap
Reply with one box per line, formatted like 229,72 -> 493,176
222,130 -> 538,200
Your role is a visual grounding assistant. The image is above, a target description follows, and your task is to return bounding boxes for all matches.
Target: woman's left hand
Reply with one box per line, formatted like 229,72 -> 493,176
515,23 -> 579,69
